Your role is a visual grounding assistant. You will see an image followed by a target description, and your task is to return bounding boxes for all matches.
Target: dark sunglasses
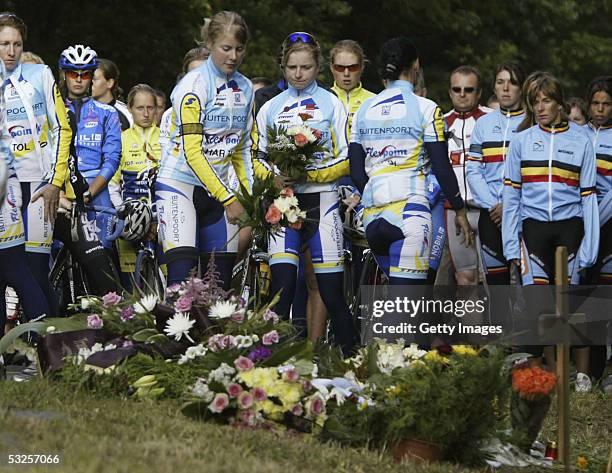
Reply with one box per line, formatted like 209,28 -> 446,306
65,70 -> 92,80
451,86 -> 478,94
333,63 -> 360,73
285,32 -> 316,45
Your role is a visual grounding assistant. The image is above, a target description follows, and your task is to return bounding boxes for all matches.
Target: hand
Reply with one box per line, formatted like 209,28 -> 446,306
454,208 -> 474,248
274,174 -> 297,189
342,193 -> 361,213
510,258 -> 521,267
489,203 -> 503,227
58,195 -> 73,213
30,183 -> 61,223
226,199 -> 246,224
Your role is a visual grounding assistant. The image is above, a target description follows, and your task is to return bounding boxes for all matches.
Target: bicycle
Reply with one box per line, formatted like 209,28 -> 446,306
132,237 -> 166,300
231,232 -> 271,310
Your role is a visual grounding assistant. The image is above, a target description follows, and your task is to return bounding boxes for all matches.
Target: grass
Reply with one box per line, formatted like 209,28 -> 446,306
0,380 -> 609,473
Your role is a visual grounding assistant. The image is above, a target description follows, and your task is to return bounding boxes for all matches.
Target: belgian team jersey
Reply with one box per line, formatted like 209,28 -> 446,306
502,121 -> 599,268
584,121 -> 612,225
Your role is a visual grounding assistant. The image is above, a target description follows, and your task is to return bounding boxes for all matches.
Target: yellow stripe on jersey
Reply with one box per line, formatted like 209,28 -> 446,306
50,82 -> 72,188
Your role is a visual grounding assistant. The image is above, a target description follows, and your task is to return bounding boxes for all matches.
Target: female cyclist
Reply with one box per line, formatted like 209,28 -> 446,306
254,31 -> 356,353
349,37 -> 471,286
156,11 -> 253,289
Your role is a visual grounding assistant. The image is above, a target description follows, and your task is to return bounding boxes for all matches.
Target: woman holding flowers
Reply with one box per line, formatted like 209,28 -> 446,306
254,32 -> 355,354
155,11 -> 254,289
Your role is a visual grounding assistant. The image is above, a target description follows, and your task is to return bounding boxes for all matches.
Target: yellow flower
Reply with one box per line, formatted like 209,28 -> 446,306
453,345 -> 478,356
424,350 -> 449,364
576,456 -> 588,470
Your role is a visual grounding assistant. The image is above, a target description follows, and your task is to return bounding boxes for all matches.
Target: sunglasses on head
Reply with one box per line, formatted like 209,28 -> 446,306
333,63 -> 360,73
65,70 -> 92,80
451,86 -> 478,94
285,32 -> 316,45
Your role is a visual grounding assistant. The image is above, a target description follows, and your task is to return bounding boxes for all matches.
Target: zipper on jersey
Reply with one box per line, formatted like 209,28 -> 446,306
498,110 -> 512,200
547,127 -> 556,221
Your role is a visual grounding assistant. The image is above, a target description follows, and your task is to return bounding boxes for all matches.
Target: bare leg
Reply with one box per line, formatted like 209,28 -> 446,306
304,249 -> 327,342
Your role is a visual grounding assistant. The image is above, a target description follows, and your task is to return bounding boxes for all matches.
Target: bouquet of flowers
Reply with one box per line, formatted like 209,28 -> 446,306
266,113 -> 328,182
510,365 -> 557,451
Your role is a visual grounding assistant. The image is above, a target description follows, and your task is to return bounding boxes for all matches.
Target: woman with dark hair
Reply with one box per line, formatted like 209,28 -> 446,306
92,58 -> 132,130
254,32 -> 356,353
349,37 -> 470,285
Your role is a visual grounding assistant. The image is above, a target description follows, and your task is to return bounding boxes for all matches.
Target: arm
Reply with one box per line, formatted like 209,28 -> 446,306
98,109 -> 122,183
348,143 -> 367,194
251,101 -> 275,180
229,93 -> 255,192
578,139 -> 600,269
501,140 -> 523,261
466,121 -> 499,209
306,97 -> 349,182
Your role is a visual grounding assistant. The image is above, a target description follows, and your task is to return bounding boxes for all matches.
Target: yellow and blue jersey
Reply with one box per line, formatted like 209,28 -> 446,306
331,82 -> 375,135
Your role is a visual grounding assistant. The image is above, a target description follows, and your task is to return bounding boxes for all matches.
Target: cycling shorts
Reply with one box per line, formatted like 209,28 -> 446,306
268,191 -> 344,274
446,208 -> 479,273
155,177 -> 239,261
363,197 -> 431,279
0,177 -> 25,249
84,178 -> 114,250
20,182 -> 53,254
478,209 -> 507,275
521,217 -> 583,285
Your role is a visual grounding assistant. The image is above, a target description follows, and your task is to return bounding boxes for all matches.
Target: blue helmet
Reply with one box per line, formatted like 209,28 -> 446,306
59,45 -> 98,70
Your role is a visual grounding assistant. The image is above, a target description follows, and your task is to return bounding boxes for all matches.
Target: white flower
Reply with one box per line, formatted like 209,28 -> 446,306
273,196 -> 292,214
164,312 -> 196,342
235,335 -> 254,349
185,344 -> 207,359
178,354 -> 189,365
134,294 -> 158,314
207,362 -> 236,387
192,378 -> 214,402
80,297 -> 96,310
403,343 -> 427,360
209,300 -> 237,319
46,326 -> 56,334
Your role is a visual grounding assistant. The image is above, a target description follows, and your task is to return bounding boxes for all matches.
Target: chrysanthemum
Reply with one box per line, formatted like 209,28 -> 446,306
164,312 -> 195,342
208,300 -> 237,319
134,294 -> 158,314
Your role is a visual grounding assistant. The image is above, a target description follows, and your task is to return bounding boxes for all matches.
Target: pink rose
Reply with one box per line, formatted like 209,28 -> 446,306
102,291 -> 121,307
265,205 -> 282,225
239,409 -> 255,425
234,356 -> 254,371
308,395 -> 324,415
209,393 -> 229,413
174,295 -> 193,312
262,330 -> 279,346
231,309 -> 245,324
87,314 -> 103,329
120,306 -> 135,322
301,379 -> 312,392
294,133 -> 309,147
251,387 -> 267,402
280,187 -> 294,198
166,283 -> 181,295
282,368 -> 299,383
238,391 -> 254,409
291,404 -> 304,416
227,383 -> 243,398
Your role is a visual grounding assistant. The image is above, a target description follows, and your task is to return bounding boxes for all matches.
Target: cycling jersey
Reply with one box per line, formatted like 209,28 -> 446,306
158,59 -> 254,205
332,82 -> 375,134
350,80 -> 445,208
444,105 -> 491,203
583,121 -> 612,223
254,80 -> 349,194
3,63 -> 72,187
110,98 -> 133,131
111,124 -> 160,205
502,121 -> 599,270
64,97 -> 121,183
466,107 -> 525,209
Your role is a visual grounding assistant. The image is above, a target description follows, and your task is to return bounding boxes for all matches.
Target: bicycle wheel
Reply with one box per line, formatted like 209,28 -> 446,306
134,251 -> 165,299
49,247 -> 90,315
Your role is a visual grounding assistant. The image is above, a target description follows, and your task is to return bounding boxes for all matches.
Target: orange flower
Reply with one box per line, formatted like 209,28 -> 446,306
512,366 -> 557,400
576,455 -> 588,469
265,205 -> 282,224
280,187 -> 294,198
294,133 -> 309,147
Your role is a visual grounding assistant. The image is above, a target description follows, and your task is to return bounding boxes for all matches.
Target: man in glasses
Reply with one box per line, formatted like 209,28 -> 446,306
0,12 -> 72,316
438,66 -> 491,287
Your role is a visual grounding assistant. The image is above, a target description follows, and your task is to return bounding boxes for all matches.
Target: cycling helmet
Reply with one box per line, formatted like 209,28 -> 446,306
121,199 -> 152,242
59,45 -> 98,70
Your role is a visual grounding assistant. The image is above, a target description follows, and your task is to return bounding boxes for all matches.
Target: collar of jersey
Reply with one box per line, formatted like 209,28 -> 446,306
67,96 -> 92,106
499,106 -> 524,117
4,62 -> 22,84
207,58 -> 234,81
588,120 -> 612,130
451,107 -> 483,119
287,80 -> 317,97
386,80 -> 414,93
539,120 -> 569,133
332,81 -> 364,95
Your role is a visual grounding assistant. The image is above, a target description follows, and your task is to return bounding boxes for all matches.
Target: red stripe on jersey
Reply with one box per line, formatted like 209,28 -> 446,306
522,175 -> 580,187
483,154 -> 504,163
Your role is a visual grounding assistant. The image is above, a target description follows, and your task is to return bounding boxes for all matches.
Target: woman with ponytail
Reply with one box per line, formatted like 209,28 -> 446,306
349,37 -> 471,285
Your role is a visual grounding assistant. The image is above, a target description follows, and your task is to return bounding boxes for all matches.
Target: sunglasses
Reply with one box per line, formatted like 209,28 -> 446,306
333,63 -> 360,73
285,32 -> 316,45
451,87 -> 478,94
65,70 -> 92,80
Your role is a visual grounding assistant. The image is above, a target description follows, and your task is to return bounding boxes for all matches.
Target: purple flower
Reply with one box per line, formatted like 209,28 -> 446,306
102,291 -> 121,307
262,309 -> 279,324
262,330 -> 279,346
122,340 -> 134,348
87,314 -> 103,329
174,295 -> 193,312
230,309 -> 245,324
120,306 -> 135,322
234,356 -> 254,371
238,391 -> 254,409
247,346 -> 272,362
166,283 -> 181,295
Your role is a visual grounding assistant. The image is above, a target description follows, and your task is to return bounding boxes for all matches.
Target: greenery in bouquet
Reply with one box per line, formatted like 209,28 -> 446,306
265,112 -> 328,182
509,364 -> 557,451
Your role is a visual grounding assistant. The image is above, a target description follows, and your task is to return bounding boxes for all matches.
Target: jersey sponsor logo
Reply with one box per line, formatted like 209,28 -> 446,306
8,125 -> 32,138
492,125 -> 502,134
282,98 -> 320,114
365,144 -> 409,158
84,119 -> 99,128
6,102 -> 44,116
184,97 -> 196,106
204,113 -> 247,123
216,80 -> 242,95
558,149 -> 574,155
532,140 -> 544,151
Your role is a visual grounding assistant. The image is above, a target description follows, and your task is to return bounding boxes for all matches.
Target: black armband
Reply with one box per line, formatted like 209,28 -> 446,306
179,123 -> 203,136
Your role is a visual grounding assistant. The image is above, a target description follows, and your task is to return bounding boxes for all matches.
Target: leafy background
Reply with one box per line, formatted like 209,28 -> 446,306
6,0 -> 612,110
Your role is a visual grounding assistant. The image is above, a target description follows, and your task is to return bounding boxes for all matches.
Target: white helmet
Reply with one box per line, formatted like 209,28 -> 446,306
121,199 -> 152,242
59,45 -> 98,70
